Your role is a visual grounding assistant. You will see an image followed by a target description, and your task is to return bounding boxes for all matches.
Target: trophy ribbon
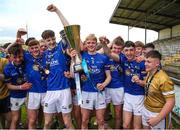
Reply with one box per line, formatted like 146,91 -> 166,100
74,72 -> 82,105
82,59 -> 102,94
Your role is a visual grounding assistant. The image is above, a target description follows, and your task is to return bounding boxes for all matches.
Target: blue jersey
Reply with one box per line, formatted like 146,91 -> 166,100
24,51 -> 47,93
121,58 -> 146,95
58,39 -> 69,51
81,52 -> 110,92
64,51 -> 76,89
108,59 -> 124,88
3,62 -> 27,98
43,43 -> 69,91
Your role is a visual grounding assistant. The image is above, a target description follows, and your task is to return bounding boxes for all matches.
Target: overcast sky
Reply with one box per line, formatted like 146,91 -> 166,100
0,0 -> 158,43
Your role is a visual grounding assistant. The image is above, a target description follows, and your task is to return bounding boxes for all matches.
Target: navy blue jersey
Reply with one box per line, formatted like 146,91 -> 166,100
81,52 -> 110,92
3,62 -> 27,98
58,39 -> 69,51
64,52 -> 76,89
121,58 -> 146,95
24,51 -> 47,93
107,62 -> 123,88
43,43 -> 69,91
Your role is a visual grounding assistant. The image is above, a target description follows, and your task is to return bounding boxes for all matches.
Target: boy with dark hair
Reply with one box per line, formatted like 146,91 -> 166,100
42,30 -> 73,129
25,37 -> 35,46
6,29 -> 47,129
143,43 -> 155,55
41,4 -> 74,129
23,39 -> 47,129
145,50 -> 161,59
101,39 -> 146,129
133,50 -> 175,129
4,44 -> 32,129
41,30 -> 55,40
99,36 -> 125,129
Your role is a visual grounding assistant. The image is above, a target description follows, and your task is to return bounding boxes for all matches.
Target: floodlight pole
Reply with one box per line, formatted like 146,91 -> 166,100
145,16 -> 147,44
26,23 -> 28,39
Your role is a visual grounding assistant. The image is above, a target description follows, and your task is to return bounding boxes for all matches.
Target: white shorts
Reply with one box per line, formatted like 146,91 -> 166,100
105,87 -> 124,105
10,97 -> 26,111
72,94 -> 78,106
142,106 -> 171,129
123,93 -> 144,116
27,92 -> 46,109
43,88 -> 72,114
81,91 -> 106,110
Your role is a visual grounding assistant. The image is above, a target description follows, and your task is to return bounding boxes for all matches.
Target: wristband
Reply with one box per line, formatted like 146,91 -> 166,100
18,85 -> 22,90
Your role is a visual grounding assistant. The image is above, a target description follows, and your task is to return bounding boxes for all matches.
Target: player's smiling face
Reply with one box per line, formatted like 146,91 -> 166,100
11,53 -> 24,66
123,47 -> 135,61
111,44 -> 123,54
45,37 -> 56,50
145,57 -> 160,72
85,39 -> 97,53
29,45 -> 40,58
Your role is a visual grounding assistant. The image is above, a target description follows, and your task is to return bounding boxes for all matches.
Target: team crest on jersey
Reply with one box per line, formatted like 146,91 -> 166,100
86,100 -> 90,104
117,66 -> 123,74
33,64 -> 39,71
125,69 -> 131,76
81,74 -> 87,81
15,102 -> 19,106
62,106 -> 67,110
110,65 -> 115,71
45,103 -> 48,107
16,77 -> 24,84
91,57 -> 95,64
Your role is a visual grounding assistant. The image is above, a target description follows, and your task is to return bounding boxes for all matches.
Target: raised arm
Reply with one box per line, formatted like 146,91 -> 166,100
99,36 -> 120,62
5,28 -> 26,52
47,4 -> 69,27
97,36 -> 113,54
47,4 -> 84,50
16,28 -> 27,39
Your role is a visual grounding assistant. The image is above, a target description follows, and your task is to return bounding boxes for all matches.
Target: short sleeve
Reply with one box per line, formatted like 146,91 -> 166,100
104,55 -> 110,71
1,58 -> 8,68
160,79 -> 175,99
3,65 -> 12,83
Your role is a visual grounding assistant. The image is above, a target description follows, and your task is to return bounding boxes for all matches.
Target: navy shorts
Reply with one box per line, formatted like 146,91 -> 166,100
0,96 -> 11,113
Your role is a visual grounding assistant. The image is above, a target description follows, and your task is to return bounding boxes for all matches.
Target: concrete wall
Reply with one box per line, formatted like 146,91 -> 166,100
172,25 -> 180,37
159,24 -> 180,40
159,28 -> 171,40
